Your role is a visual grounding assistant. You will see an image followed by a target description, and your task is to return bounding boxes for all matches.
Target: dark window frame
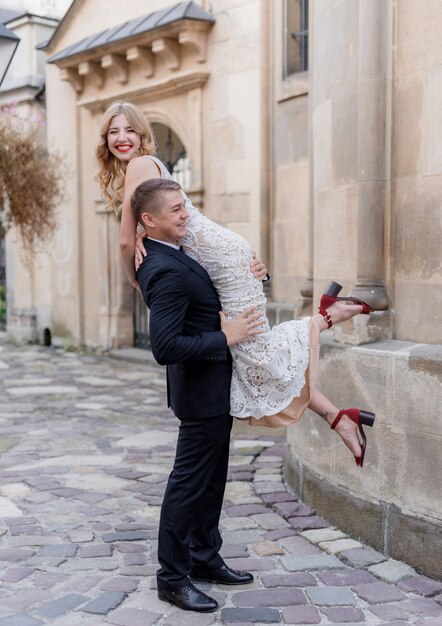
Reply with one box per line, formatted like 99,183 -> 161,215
284,0 -> 309,77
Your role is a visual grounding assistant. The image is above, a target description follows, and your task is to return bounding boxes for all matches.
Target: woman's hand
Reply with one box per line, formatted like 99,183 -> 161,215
135,232 -> 147,271
250,252 -> 269,281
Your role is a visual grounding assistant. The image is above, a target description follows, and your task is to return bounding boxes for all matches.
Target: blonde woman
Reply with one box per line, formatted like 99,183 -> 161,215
96,101 -> 375,468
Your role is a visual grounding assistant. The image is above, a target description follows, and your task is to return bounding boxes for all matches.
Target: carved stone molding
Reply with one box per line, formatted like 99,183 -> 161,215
101,53 -> 128,85
126,46 -> 154,78
78,61 -> 104,88
51,17 -> 213,94
178,25 -> 209,63
60,67 -> 83,93
151,37 -> 180,71
78,70 -> 210,112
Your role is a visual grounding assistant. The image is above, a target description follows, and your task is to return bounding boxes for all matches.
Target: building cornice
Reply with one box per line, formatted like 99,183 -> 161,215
77,69 -> 209,112
49,8 -> 214,95
5,13 -> 59,29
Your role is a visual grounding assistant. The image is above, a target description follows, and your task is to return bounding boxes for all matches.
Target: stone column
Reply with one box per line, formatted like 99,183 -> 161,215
312,0 -> 392,344
298,0 -> 316,312
97,207 -> 134,349
350,0 -> 390,311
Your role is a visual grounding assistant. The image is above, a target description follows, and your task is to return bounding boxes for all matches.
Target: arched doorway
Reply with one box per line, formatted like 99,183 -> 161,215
133,124 -> 191,350
151,123 -> 191,189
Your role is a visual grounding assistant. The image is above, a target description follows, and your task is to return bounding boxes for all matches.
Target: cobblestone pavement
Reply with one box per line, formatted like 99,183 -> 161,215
0,342 -> 441,626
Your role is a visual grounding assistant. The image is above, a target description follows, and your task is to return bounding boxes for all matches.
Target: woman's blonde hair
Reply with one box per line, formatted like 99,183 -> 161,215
95,101 -> 156,216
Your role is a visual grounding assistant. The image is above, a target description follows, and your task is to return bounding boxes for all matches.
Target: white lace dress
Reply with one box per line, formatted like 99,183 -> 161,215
147,156 -> 320,425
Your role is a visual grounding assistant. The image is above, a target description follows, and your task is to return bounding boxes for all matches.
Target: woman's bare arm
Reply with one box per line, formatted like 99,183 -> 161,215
120,156 -> 162,288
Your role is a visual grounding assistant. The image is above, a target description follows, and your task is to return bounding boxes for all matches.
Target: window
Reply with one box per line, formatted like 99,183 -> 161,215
284,0 -> 309,77
151,123 -> 191,190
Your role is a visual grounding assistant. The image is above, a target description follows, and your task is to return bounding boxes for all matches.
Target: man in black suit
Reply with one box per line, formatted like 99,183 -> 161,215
133,178 -> 264,613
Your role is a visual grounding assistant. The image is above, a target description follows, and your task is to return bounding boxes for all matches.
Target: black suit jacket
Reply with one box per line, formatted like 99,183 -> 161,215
137,239 -> 232,419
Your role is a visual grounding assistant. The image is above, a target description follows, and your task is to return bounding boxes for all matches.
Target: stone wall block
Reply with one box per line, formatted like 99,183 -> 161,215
274,100 -> 309,164
393,179 -> 442,278
313,0 -> 359,104
388,507 -> 442,580
331,93 -> 358,184
359,0 -> 388,80
332,311 -> 392,345
284,340 -> 442,577
210,194 -> 250,224
358,80 -> 387,180
285,455 -> 385,552
273,164 -> 309,301
392,73 -> 423,178
225,159 -> 251,193
396,0 -> 442,76
212,119 -> 245,160
423,64 -> 442,175
7,310 -> 38,345
312,102 -> 332,191
210,163 -> 227,196
314,187 -> 357,279
210,32 -> 260,76
355,182 -> 386,281
210,75 -> 229,121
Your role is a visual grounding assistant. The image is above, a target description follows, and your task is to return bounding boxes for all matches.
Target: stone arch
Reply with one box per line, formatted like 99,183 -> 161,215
151,122 -> 191,191
141,102 -> 204,207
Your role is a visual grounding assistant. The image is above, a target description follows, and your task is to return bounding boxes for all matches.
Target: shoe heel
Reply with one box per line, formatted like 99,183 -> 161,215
324,281 -> 343,298
359,410 -> 375,427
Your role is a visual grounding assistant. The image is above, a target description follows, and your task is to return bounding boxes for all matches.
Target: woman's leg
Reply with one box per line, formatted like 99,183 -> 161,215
308,388 -> 362,459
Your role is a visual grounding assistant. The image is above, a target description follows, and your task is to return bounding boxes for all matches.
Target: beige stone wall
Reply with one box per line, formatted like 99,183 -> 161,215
205,0 -> 264,253
46,62 -> 80,344
288,339 -> 442,522
2,15 -> 61,344
311,0 -> 389,305
6,225 -> 52,343
283,0 -> 442,574
285,337 -> 442,577
272,121 -> 310,305
42,0 -> 266,347
392,1 -> 442,343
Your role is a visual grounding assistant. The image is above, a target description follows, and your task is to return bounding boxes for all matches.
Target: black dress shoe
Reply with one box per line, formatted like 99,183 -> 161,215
157,580 -> 218,612
190,563 -> 254,585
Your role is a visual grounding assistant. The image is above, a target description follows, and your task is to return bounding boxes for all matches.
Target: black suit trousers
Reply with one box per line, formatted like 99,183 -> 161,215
157,412 -> 233,588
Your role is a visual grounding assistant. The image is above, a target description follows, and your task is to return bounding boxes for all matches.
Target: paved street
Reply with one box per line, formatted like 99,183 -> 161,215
0,341 -> 441,626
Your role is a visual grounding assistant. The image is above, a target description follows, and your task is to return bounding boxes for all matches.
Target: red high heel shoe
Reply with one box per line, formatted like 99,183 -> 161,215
330,408 -> 375,467
318,281 -> 372,328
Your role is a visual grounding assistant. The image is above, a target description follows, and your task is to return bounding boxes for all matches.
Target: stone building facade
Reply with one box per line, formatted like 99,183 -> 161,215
3,0 -> 442,576
0,0 -> 70,339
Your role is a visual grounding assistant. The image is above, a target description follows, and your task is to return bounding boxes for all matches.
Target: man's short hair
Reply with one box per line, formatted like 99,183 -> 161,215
132,178 -> 182,223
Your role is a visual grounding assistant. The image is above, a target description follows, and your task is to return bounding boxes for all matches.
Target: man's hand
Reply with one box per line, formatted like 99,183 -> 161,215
135,232 -> 148,271
250,252 -> 269,281
220,306 -> 265,346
